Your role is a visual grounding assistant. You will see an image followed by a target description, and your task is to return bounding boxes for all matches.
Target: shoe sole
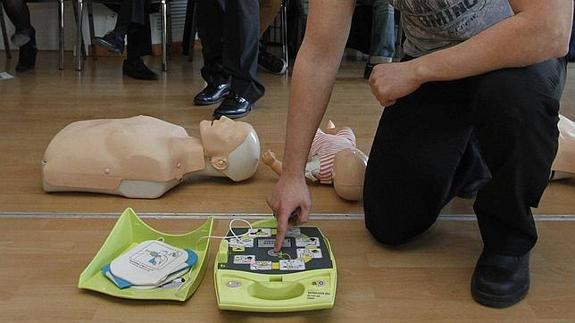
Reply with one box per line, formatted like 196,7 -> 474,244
471,283 -> 529,308
194,91 -> 230,106
212,107 -> 252,120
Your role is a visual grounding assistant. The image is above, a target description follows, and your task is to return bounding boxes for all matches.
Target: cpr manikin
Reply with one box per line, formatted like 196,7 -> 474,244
42,116 -> 260,198
551,114 -> 575,180
262,121 -> 368,201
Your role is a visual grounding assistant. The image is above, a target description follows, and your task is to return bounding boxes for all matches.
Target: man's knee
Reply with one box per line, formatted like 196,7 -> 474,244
365,217 -> 417,246
364,204 -> 435,246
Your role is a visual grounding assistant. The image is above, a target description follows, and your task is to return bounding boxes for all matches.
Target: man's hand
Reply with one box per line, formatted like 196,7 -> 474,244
267,174 -> 311,252
368,61 -> 424,107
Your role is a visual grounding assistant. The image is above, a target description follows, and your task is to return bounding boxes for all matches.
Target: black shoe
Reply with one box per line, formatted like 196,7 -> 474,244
258,51 -> 287,75
213,93 -> 253,119
122,59 -> 158,81
471,251 -> 530,308
364,62 -> 376,80
94,31 -> 125,54
16,42 -> 37,73
194,83 -> 231,106
11,27 -> 34,47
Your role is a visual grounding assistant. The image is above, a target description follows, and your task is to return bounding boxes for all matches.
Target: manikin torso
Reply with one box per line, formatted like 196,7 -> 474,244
42,116 -> 260,198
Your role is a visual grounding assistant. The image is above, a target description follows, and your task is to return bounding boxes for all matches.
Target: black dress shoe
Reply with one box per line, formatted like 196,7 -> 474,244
471,251 -> 530,308
213,93 -> 253,119
259,50 -> 287,75
122,59 -> 159,81
364,62 -> 376,80
194,83 -> 231,106
16,42 -> 37,73
94,31 -> 125,54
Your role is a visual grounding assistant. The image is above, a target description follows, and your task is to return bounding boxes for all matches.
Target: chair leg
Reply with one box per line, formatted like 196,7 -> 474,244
58,0 -> 65,70
281,0 -> 289,69
161,0 -> 167,72
74,0 -> 84,71
0,6 -> 12,60
166,1 -> 173,57
87,0 -> 97,60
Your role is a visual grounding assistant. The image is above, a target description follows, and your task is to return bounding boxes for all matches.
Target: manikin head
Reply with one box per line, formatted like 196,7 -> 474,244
200,116 -> 261,181
332,148 -> 368,201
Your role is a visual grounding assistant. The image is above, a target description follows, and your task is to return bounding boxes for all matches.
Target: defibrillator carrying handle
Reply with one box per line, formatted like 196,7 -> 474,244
247,281 -> 305,301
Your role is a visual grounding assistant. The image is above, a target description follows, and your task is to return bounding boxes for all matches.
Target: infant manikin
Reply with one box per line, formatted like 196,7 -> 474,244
42,115 -> 260,198
551,114 -> 575,180
262,121 -> 368,201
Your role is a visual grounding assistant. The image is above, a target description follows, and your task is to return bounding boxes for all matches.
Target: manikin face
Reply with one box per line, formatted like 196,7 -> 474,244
200,116 -> 250,157
199,117 -> 261,181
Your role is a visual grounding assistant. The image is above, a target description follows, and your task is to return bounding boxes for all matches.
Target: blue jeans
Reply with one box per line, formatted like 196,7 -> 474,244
358,0 -> 396,60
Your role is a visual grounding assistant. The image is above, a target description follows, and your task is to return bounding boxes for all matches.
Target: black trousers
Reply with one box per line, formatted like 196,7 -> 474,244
364,58 -> 567,256
197,0 -> 265,103
106,0 -> 153,59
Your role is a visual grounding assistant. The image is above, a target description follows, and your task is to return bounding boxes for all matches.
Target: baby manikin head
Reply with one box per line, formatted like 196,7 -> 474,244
332,148 -> 368,201
200,116 -> 261,181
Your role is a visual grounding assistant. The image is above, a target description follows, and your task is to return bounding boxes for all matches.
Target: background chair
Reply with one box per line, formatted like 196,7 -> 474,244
0,0 -> 72,70
81,0 -> 172,72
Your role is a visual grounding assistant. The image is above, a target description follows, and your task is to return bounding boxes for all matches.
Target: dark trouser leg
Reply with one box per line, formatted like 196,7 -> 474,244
107,0 -> 147,35
2,0 -> 35,48
364,80 -> 479,245
223,0 -> 265,102
364,58 -> 567,255
126,11 -> 152,60
469,58 -> 567,256
197,0 -> 228,86
2,0 -> 31,32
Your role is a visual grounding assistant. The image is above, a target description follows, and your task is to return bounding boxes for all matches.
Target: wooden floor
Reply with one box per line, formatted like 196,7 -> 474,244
1,52 -> 575,321
0,52 -> 574,214
1,217 -> 575,321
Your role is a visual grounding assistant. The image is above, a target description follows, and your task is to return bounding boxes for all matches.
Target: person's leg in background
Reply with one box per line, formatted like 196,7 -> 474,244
2,0 -> 36,72
95,0 -> 157,80
95,0 -> 147,54
194,0 -> 231,106
468,58 -> 567,308
364,0 -> 395,79
123,3 -> 157,80
213,0 -> 264,119
258,0 -> 287,75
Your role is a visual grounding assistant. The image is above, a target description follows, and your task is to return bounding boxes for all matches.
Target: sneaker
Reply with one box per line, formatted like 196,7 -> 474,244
258,51 -> 287,75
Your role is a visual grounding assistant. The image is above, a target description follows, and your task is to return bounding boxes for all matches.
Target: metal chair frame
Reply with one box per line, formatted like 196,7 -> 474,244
80,0 -> 172,72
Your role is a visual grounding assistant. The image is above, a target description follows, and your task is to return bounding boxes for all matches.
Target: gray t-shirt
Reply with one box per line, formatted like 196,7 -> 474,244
389,0 -> 514,57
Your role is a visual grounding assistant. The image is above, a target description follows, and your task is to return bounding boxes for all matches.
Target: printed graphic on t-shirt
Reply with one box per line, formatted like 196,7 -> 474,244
389,0 -> 513,56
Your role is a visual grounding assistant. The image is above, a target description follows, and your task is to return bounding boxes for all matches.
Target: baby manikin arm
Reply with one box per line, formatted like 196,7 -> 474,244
262,150 -> 283,176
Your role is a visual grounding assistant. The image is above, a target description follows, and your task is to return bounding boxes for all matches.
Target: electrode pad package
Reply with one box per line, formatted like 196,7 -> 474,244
104,240 -> 198,289
214,219 -> 337,312
78,208 -> 213,301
